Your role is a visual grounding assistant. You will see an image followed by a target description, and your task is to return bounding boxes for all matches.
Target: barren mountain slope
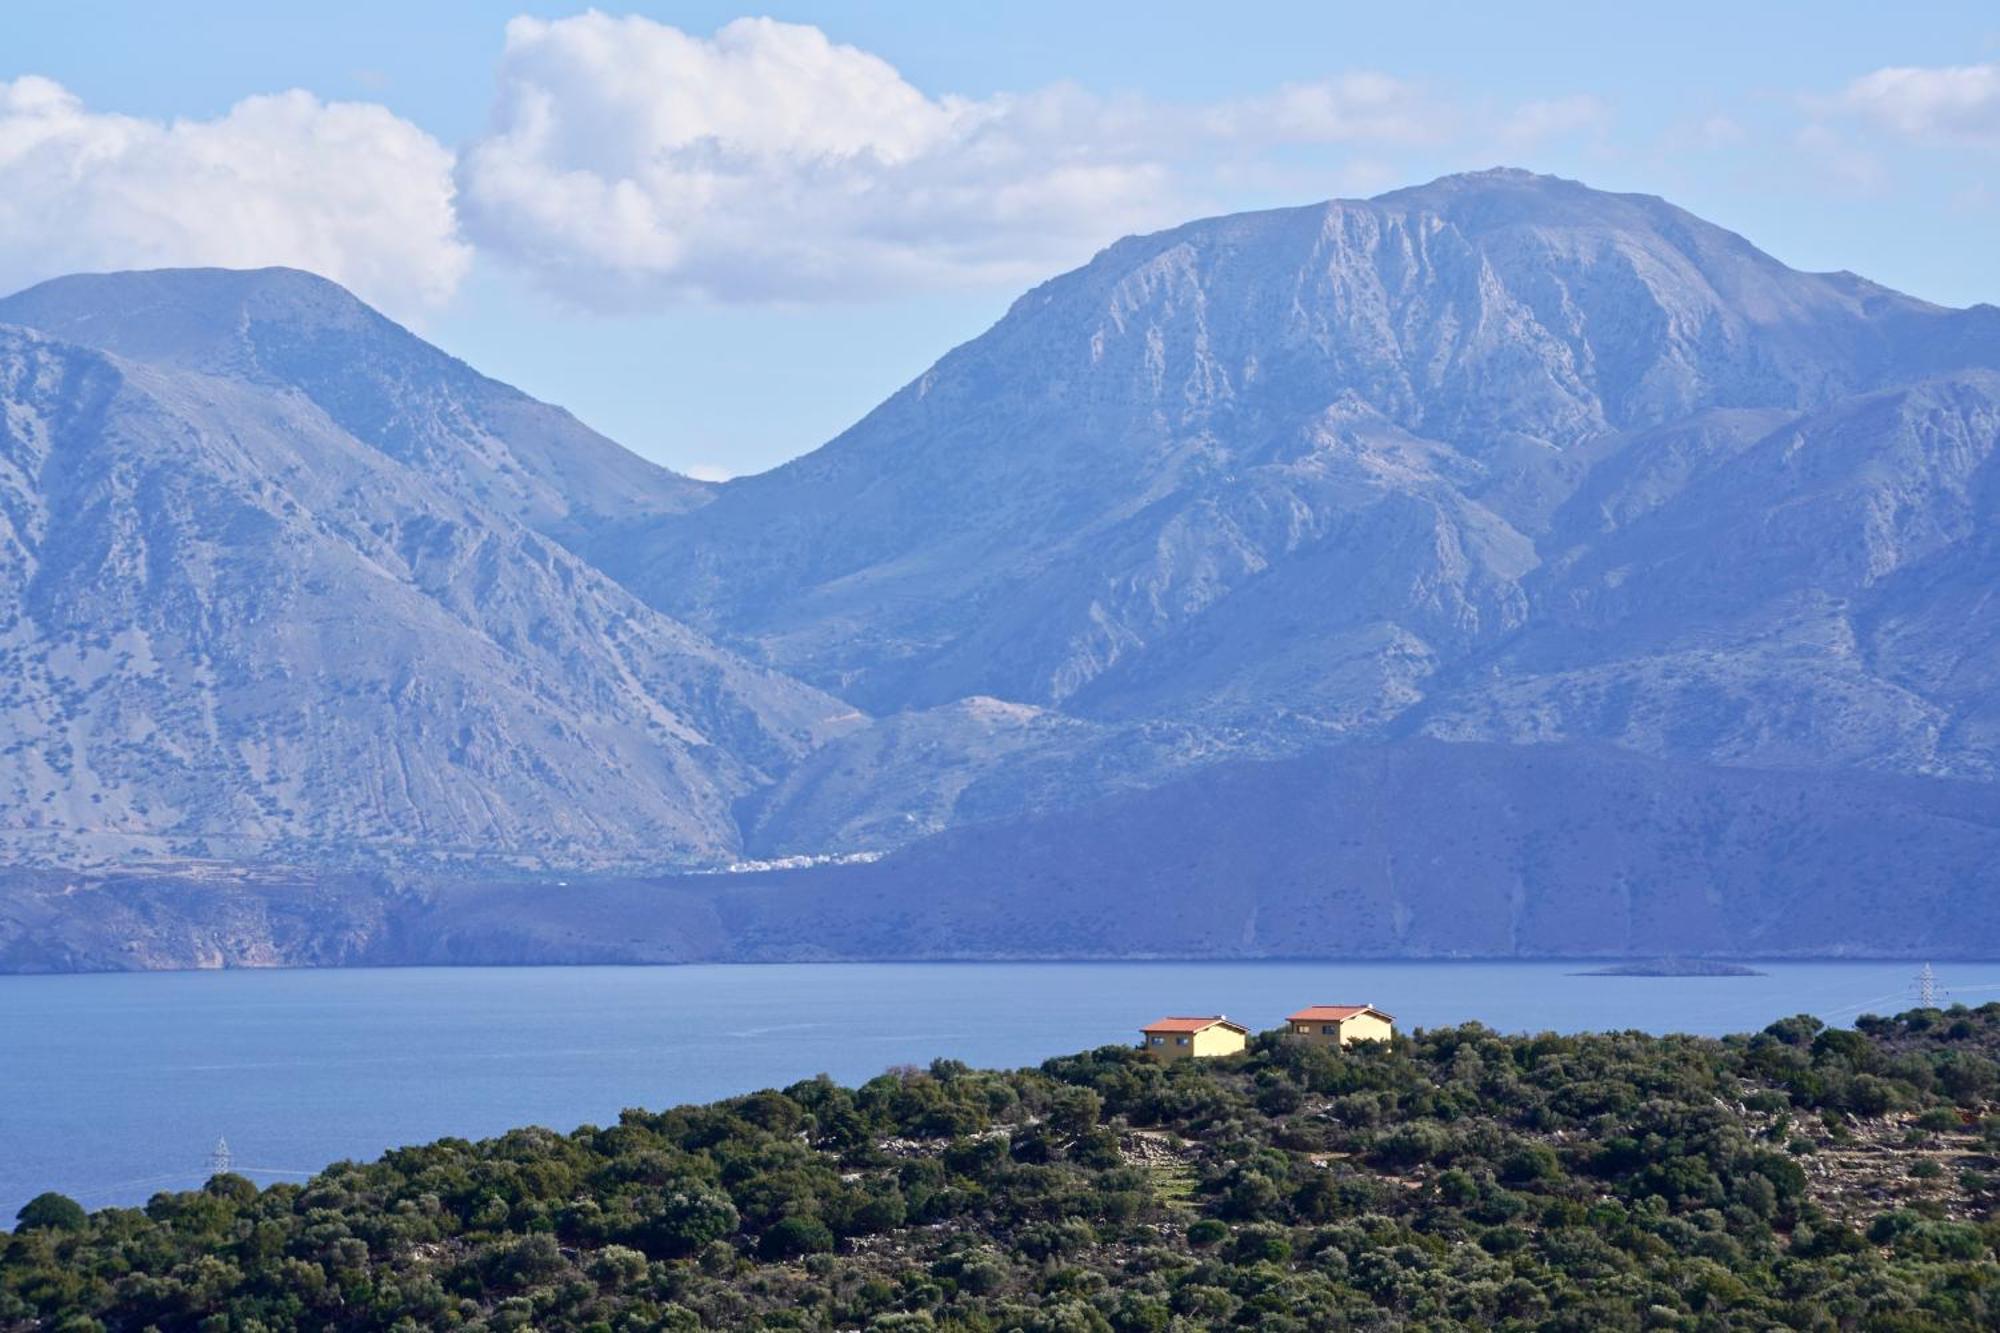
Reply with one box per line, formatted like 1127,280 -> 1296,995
0,319 -> 853,869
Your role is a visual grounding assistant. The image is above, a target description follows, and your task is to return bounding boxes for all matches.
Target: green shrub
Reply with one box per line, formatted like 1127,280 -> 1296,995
759,1215 -> 835,1260
14,1192 -> 86,1232
1186,1218 -> 1227,1247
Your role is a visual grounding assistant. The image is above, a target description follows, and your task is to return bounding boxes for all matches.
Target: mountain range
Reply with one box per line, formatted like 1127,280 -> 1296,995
2,168 -> 1997,968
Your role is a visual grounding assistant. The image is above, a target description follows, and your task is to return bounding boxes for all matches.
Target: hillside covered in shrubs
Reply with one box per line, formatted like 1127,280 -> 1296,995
6,1006 -> 2000,1330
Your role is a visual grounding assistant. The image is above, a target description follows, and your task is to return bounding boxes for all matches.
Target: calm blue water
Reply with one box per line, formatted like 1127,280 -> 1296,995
5,959 -> 1999,1224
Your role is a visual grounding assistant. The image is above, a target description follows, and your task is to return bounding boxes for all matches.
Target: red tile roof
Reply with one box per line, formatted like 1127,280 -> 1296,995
1287,1005 -> 1393,1024
1140,1015 -> 1247,1034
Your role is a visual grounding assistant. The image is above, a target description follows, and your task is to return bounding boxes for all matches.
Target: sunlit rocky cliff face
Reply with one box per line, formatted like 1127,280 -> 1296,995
0,272 -> 853,870
610,168 -> 2000,856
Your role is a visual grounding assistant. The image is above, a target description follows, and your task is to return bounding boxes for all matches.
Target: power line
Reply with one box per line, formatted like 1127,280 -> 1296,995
62,1163 -> 315,1206
231,1166 -> 315,1178
68,1172 -> 208,1201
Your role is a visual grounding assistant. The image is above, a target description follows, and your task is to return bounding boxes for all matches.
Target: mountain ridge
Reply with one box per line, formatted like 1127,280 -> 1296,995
2,167 -> 1999,964
0,267 -> 714,539
598,170 -> 2000,720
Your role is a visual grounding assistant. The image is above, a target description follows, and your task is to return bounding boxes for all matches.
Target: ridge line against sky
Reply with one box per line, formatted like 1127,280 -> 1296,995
5,2 -> 1999,478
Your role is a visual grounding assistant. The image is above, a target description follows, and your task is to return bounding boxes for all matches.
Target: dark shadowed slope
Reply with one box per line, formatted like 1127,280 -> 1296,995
701,741 -> 2000,963
7,740 -> 1997,969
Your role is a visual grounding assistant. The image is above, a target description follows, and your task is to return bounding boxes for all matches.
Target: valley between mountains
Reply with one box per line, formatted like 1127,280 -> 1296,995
3,169 -> 1998,969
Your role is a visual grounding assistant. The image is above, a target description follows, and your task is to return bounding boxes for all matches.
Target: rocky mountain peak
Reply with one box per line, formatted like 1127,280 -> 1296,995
605,170 -> 2000,796
0,266 -> 390,374
0,291 -> 854,871
0,267 -> 709,531
988,168 -> 1960,455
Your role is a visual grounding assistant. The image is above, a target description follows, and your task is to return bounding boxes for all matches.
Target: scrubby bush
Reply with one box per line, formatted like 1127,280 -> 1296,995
758,1215 -> 835,1260
12,1194 -> 85,1233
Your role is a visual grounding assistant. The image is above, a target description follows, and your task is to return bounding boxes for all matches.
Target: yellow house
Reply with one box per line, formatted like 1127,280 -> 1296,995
1139,1015 -> 1249,1061
1285,1005 -> 1395,1048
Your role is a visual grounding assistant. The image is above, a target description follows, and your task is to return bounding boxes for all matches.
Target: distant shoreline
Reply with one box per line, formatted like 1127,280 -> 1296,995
6,951 -> 1996,979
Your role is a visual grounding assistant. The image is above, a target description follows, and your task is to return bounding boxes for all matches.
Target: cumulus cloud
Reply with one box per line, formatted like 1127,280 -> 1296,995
456,14 -> 1480,308
0,16 -> 1608,317
0,77 -> 469,317
1835,63 -> 2000,145
457,15 -> 1170,305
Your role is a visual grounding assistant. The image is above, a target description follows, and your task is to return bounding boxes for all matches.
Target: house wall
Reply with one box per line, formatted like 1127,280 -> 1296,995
1191,1025 -> 1247,1058
1287,1012 -> 1395,1048
1141,1025 -> 1246,1060
1287,1021 -> 1342,1048
1339,1012 -> 1394,1045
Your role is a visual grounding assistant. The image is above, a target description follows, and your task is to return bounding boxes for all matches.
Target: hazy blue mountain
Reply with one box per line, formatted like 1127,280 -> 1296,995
0,296 -> 854,870
703,740 -> 2000,964
11,740 -> 1997,970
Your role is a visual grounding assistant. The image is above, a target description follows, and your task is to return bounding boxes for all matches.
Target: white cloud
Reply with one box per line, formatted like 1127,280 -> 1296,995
1837,63 -> 2000,144
0,77 -> 469,317
0,14 -> 1597,317
456,14 -> 1482,308
456,15 -> 1180,306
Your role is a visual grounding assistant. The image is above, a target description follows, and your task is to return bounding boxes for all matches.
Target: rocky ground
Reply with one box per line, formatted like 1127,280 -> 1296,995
1796,1110 -> 2000,1228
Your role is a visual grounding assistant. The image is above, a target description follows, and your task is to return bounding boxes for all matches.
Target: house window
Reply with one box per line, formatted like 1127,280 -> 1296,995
1321,1025 -> 1338,1035
1175,1036 -> 1189,1046
1147,1035 -> 1163,1045
1294,1024 -> 1309,1034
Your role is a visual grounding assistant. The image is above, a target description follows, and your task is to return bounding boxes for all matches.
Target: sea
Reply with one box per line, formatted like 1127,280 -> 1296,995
5,958 -> 1999,1224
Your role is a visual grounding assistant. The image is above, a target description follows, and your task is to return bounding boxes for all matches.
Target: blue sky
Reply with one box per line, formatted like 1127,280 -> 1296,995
7,2 -> 1999,477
